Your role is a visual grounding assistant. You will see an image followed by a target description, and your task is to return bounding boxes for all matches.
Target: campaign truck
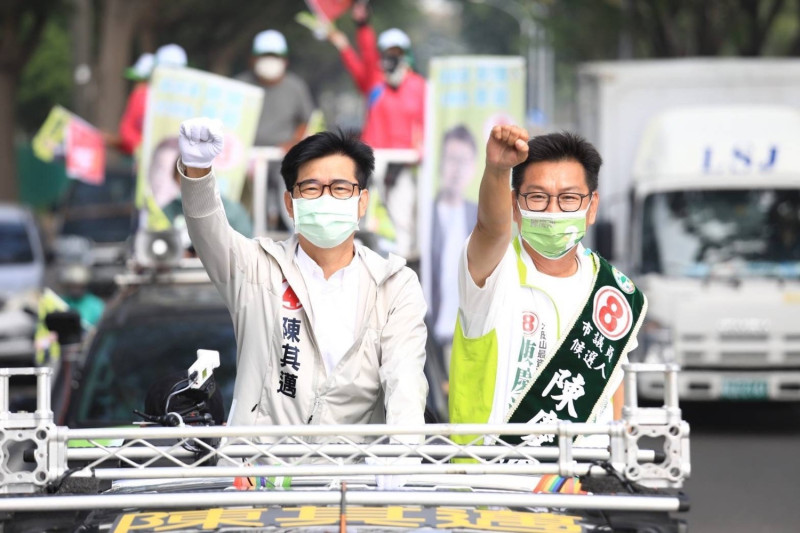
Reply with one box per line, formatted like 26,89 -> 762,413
577,59 -> 800,402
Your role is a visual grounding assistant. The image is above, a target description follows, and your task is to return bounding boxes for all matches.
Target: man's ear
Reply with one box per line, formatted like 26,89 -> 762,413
587,191 -> 599,226
358,189 -> 370,219
511,190 -> 521,225
284,190 -> 294,219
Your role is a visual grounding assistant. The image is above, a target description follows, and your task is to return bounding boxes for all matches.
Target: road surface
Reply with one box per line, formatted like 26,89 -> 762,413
682,402 -> 800,532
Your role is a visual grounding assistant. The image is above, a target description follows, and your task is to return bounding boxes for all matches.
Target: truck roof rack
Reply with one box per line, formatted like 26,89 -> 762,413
0,364 -> 689,514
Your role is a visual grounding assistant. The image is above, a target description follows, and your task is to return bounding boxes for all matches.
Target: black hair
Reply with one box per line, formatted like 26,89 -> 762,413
442,124 -> 476,153
511,132 -> 602,193
280,130 -> 374,190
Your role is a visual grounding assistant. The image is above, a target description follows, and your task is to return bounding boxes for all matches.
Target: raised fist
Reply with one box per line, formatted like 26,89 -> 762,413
179,117 -> 224,168
486,124 -> 529,172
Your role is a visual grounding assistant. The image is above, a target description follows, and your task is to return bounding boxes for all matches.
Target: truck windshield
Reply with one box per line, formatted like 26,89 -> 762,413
640,189 -> 800,278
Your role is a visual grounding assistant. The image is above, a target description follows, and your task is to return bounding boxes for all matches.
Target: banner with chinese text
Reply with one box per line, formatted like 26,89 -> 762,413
419,56 -> 525,349
138,66 -> 263,210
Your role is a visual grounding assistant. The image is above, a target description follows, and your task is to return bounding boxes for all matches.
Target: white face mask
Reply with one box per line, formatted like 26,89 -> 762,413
385,59 -> 408,88
292,194 -> 361,249
255,56 -> 286,81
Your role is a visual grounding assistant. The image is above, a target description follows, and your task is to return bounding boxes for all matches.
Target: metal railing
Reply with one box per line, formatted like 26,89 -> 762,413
0,363 -> 689,513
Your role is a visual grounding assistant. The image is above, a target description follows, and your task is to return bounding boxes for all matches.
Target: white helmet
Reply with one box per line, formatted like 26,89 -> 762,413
252,29 -> 288,56
125,53 -> 155,81
378,28 -> 410,51
155,43 -> 188,68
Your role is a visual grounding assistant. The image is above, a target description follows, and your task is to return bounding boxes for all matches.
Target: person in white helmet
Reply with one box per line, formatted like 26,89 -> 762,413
116,44 -> 187,156
327,3 -> 425,150
236,30 -> 313,151
236,29 -> 314,231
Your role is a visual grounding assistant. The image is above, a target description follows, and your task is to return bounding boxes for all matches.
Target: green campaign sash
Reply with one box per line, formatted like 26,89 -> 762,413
503,253 -> 647,446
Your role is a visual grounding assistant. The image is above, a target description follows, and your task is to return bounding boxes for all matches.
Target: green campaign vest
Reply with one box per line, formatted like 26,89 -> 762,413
503,254 -> 647,446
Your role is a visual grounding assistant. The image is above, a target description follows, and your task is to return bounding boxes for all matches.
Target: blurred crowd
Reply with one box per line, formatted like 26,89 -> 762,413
0,2 -> 431,395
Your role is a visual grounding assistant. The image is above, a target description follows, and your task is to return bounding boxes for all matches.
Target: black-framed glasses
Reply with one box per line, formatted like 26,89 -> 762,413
517,191 -> 592,212
294,179 -> 360,200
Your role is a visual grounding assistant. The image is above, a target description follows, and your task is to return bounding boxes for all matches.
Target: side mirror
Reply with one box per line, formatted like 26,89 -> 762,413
594,220 -> 614,260
44,310 -> 83,345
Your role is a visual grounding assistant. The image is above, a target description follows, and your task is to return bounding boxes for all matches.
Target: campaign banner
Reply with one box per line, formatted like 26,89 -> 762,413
306,0 -> 353,22
138,66 -> 263,210
66,116 -> 105,185
32,105 -> 105,184
419,56 -> 525,350
32,106 -> 71,162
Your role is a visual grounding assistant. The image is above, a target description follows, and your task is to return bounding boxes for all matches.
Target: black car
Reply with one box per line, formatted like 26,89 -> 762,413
55,275 -> 238,427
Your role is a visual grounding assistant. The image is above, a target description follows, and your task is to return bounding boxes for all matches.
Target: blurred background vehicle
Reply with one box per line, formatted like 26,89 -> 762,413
0,204 -> 45,366
0,203 -> 45,294
54,268 -> 237,428
51,167 -> 136,298
578,60 -> 800,404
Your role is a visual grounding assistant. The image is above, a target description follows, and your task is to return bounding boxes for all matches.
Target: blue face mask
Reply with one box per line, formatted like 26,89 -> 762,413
292,195 -> 360,248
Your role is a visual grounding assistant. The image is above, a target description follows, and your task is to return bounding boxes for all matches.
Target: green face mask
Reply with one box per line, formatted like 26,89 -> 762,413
518,201 -> 590,260
292,194 -> 360,249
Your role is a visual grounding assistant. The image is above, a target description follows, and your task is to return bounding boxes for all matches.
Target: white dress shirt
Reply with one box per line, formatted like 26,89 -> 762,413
295,245 -> 361,375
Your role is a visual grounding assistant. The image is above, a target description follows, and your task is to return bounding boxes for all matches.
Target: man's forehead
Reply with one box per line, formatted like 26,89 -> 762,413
298,154 -> 358,180
521,159 -> 587,189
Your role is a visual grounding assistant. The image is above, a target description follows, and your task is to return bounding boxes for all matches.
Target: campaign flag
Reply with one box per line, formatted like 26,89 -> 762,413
419,56 -> 525,346
306,0 -> 353,22
66,117 -> 105,185
137,66 -> 263,212
32,106 -> 71,162
32,105 -> 106,184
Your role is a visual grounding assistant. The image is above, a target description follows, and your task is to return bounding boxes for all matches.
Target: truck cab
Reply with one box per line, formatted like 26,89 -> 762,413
630,105 -> 800,401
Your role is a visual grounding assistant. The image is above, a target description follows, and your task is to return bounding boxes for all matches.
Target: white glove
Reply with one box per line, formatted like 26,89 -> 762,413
178,117 -> 224,168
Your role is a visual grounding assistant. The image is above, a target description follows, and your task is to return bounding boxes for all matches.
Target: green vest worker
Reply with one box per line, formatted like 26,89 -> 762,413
450,126 -> 646,449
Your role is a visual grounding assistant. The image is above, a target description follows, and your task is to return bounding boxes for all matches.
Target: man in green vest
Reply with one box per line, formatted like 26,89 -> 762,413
450,125 -> 646,448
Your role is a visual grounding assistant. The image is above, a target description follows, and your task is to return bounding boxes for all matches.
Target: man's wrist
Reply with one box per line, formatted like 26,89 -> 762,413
177,158 -> 212,179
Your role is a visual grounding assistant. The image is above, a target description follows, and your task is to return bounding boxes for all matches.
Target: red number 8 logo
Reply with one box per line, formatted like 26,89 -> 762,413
598,295 -> 624,331
592,287 -> 632,340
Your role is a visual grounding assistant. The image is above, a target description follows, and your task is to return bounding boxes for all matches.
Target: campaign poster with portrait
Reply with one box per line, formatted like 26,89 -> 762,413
419,56 -> 525,356
137,66 -> 264,215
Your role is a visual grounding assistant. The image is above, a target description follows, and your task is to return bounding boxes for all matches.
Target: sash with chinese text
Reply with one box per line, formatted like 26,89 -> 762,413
504,255 -> 647,446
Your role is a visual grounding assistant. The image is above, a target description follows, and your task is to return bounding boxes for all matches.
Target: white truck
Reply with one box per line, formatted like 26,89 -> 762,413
576,59 -> 800,402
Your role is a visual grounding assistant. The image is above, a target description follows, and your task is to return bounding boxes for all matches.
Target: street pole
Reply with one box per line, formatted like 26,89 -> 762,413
469,0 -> 552,127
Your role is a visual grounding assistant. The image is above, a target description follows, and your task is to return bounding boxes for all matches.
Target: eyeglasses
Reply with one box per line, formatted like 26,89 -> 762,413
517,191 -> 592,212
294,179 -> 360,200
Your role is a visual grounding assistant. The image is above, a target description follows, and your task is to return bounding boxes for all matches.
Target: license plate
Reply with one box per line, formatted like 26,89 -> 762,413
721,379 -> 768,400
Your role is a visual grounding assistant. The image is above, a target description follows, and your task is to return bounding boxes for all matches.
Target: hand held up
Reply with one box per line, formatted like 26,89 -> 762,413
485,125 -> 529,173
178,117 -> 224,169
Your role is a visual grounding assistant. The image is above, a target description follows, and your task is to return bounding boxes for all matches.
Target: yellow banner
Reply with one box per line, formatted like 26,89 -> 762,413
32,106 -> 72,162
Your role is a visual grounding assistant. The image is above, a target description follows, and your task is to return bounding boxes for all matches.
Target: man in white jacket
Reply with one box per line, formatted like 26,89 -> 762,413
176,118 -> 428,432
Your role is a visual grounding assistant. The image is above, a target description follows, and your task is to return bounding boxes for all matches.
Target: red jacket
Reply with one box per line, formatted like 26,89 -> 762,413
340,25 -> 425,151
118,82 -> 148,155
